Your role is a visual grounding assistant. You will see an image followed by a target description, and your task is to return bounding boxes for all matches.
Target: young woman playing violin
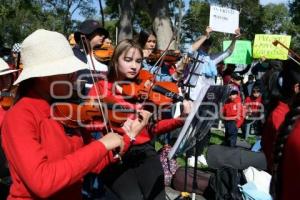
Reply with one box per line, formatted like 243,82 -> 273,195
138,29 -> 184,82
88,39 -> 191,200
1,29 -> 147,200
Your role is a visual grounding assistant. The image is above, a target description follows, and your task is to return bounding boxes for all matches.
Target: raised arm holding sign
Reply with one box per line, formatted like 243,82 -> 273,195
209,5 -> 239,34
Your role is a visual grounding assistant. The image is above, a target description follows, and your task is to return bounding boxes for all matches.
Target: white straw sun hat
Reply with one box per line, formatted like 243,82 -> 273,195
0,58 -> 18,76
14,29 -> 88,85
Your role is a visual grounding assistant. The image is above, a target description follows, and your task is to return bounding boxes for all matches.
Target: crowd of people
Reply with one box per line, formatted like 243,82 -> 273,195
0,19 -> 299,200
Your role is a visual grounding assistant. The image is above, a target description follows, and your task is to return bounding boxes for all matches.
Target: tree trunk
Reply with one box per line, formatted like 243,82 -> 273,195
118,0 -> 135,41
151,0 -> 174,50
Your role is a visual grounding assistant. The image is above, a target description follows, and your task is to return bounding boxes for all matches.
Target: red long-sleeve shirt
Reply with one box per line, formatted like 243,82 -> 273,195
1,94 -> 115,200
244,96 -> 262,117
281,119 -> 300,200
88,80 -> 184,145
222,96 -> 244,128
261,101 -> 289,172
0,107 -> 6,128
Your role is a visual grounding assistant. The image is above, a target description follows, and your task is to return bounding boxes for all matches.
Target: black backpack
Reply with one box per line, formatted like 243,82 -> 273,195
203,166 -> 246,200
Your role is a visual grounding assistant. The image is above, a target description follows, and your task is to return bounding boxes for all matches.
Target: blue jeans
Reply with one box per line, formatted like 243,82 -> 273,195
224,120 -> 238,147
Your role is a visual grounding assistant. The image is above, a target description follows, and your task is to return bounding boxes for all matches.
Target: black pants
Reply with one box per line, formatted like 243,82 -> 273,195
100,143 -> 166,200
224,120 -> 238,147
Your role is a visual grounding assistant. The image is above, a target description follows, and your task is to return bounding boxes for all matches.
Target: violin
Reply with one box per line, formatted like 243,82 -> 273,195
93,44 -> 114,62
121,69 -> 184,106
147,49 -> 181,64
52,97 -> 136,129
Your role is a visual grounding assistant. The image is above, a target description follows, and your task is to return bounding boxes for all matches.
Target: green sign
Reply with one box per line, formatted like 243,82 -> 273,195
223,40 -> 252,64
253,34 -> 291,60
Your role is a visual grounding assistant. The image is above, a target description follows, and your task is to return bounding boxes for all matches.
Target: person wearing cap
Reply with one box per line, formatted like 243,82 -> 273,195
221,88 -> 244,147
230,72 -> 245,99
0,29 -> 147,200
73,20 -> 109,94
184,26 -> 241,100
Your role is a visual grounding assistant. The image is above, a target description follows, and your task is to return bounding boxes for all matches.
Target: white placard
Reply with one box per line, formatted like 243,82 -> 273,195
209,5 -> 239,34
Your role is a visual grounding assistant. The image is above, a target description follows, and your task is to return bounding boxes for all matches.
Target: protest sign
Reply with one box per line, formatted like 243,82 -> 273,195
209,5 -> 239,34
253,34 -> 291,60
223,40 -> 252,64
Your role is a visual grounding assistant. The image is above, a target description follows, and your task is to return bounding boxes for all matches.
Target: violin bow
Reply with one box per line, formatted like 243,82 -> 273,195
272,40 -> 300,66
152,32 -> 177,77
80,35 -> 115,134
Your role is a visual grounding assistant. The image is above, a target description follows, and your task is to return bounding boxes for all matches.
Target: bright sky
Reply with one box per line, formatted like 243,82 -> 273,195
183,0 -> 288,6
260,0 -> 288,5
73,0 -> 289,21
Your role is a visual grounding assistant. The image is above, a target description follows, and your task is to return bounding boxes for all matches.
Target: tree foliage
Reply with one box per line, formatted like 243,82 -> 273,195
0,0 -> 95,48
1,0 -> 299,53
289,0 -> 300,52
290,0 -> 300,25
180,0 -> 300,53
261,3 -> 291,34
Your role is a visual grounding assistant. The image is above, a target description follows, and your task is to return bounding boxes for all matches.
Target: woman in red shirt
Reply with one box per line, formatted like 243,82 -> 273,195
1,29 -> 146,200
270,94 -> 300,200
269,59 -> 300,200
262,59 -> 300,172
89,39 -> 190,200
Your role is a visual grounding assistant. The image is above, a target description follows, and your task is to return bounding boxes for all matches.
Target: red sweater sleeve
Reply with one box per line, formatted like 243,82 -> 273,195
1,107 -> 111,198
282,119 -> 300,199
150,118 -> 184,135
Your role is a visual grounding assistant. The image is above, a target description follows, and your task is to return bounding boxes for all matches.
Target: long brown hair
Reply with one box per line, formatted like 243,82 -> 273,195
107,39 -> 143,81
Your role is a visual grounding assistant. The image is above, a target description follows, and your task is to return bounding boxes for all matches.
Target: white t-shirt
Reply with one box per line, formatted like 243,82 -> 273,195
86,54 -> 108,72
85,55 -> 108,89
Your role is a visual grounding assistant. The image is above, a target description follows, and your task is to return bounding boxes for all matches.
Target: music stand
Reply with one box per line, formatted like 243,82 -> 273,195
169,85 -> 230,199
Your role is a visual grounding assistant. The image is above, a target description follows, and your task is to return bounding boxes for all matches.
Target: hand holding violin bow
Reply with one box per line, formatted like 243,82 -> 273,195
122,109 -> 152,141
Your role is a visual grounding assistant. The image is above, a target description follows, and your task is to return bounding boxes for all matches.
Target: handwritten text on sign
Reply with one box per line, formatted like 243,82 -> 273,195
223,40 -> 252,64
253,34 -> 291,60
209,5 -> 239,34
